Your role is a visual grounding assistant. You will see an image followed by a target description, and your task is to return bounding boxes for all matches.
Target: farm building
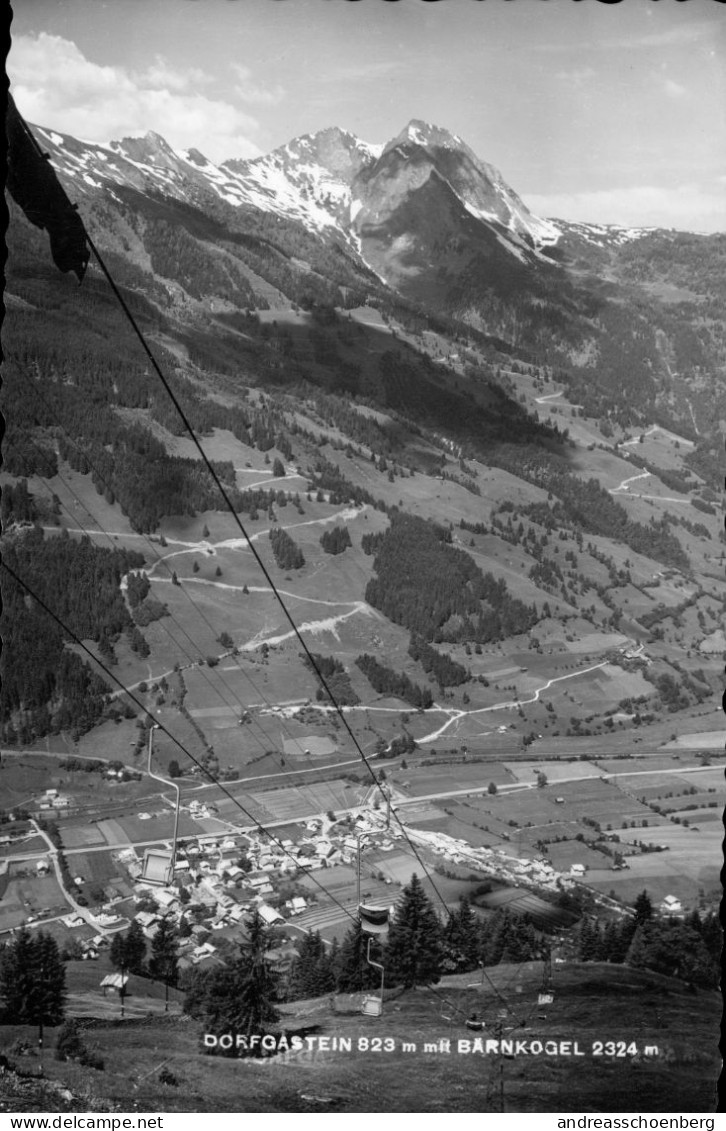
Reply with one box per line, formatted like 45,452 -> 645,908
35,858 -> 50,874
100,973 -> 128,995
570,863 -> 587,877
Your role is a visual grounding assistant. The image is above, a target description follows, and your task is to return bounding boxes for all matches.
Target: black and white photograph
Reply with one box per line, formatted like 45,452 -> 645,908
2,0 -> 724,1118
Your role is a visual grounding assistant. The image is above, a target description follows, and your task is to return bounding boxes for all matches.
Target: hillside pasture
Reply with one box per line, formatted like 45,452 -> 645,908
35,462 -> 138,542
1,960 -> 716,1113
561,632 -> 629,654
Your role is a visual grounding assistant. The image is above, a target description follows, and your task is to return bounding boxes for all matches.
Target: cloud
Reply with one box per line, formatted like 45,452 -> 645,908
320,60 -> 402,83
525,182 -> 726,234
7,33 -> 263,162
230,63 -> 285,106
555,67 -> 596,87
531,18 -> 719,55
663,78 -> 687,99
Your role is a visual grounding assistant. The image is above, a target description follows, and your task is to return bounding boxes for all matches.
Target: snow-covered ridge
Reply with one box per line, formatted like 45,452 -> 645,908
556,219 -> 657,247
30,118 -> 565,268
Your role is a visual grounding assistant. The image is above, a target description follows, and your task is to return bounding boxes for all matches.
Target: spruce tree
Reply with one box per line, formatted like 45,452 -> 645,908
0,929 -> 65,1025
443,897 -> 479,972
385,873 -> 443,988
633,890 -> 653,926
125,919 -> 147,974
149,916 -> 178,985
288,931 -> 334,1000
203,911 -> 280,1042
480,909 -> 509,966
335,921 -> 380,993
110,920 -> 146,974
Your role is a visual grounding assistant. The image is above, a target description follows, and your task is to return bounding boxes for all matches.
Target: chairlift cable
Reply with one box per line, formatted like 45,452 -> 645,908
0,559 -> 358,925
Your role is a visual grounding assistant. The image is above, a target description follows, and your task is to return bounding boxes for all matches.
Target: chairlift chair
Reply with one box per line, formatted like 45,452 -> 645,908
141,847 -> 174,886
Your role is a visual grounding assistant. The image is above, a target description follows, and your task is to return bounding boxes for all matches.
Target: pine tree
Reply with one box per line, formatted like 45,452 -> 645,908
577,916 -> 600,962
202,911 -> 280,1043
385,874 -> 443,988
0,929 -> 65,1025
288,930 -> 333,1000
110,920 -> 146,974
109,930 -> 126,971
626,921 -> 717,988
480,909 -> 509,966
149,916 -> 178,985
125,919 -> 147,974
335,921 -> 380,993
443,897 -> 479,972
633,890 -> 653,927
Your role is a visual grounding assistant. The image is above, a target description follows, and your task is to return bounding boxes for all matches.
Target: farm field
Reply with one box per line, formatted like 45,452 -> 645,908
246,778 -> 368,823
61,825 -> 108,849
542,840 -> 612,873
0,869 -> 68,933
397,760 -> 517,796
586,822 -> 722,905
663,729 -> 726,750
594,755 -> 701,775
0,836 -> 47,858
502,759 -> 602,784
475,888 -> 575,929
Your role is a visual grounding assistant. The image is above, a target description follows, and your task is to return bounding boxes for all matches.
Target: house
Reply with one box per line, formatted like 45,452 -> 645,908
35,859 -> 50,874
100,973 -> 128,995
134,910 -> 159,929
155,889 -> 180,910
660,894 -> 683,914
290,896 -> 307,915
570,863 -> 586,877
93,912 -> 122,927
257,903 -> 283,926
247,874 -> 272,890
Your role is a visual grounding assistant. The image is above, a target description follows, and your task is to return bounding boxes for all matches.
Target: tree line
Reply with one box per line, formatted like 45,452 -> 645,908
1,528 -> 144,743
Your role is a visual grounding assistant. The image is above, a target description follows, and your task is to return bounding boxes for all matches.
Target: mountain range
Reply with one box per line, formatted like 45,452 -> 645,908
9,115 -> 724,445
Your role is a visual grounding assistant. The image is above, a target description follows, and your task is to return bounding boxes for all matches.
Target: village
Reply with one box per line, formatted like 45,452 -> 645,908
8,777 -> 686,995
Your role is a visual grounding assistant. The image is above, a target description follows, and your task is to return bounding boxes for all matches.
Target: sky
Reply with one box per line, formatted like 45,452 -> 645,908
7,0 -> 726,232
